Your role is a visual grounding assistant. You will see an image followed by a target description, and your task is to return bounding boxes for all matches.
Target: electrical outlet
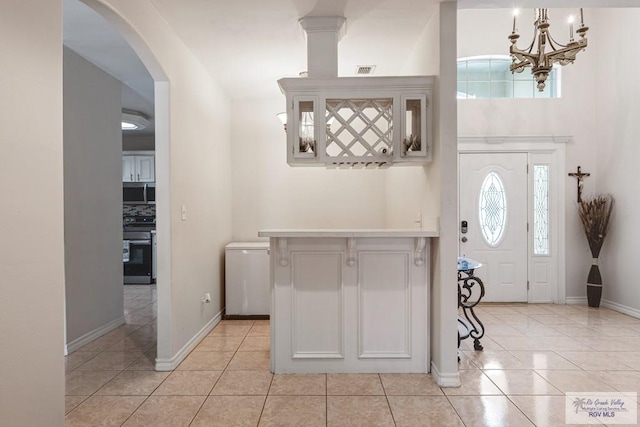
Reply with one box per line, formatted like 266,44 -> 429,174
181,204 -> 187,221
204,293 -> 211,303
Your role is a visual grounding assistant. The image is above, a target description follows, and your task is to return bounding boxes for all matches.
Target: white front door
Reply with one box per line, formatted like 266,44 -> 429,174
459,152 -> 528,302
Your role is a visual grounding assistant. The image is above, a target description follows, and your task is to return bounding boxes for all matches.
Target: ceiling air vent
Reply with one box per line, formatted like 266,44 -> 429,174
356,65 -> 376,75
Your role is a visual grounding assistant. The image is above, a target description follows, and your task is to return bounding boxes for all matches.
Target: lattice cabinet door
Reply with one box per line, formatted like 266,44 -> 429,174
325,98 -> 394,164
279,76 -> 433,167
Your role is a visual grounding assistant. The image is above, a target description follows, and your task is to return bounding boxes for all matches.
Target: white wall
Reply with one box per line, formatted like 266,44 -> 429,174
594,8 -> 640,313
91,0 -> 234,365
231,95 -> 388,242
457,8 -> 599,299
64,47 -> 124,344
385,6 -> 441,230
0,1 -> 65,425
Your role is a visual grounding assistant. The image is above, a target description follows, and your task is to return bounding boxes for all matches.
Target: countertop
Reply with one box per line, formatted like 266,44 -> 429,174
258,229 -> 439,238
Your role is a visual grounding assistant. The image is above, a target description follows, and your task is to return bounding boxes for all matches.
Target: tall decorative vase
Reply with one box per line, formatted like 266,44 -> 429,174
586,260 -> 602,308
578,195 -> 614,310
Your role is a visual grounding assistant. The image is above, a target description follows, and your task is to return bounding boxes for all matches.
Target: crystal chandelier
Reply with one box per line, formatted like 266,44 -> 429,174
508,8 -> 588,92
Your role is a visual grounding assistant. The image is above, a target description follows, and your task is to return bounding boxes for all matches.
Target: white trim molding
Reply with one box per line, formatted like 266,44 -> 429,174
155,309 -> 223,371
602,299 -> 640,319
565,296 -> 588,305
459,135 -> 572,145
66,316 -> 125,354
431,361 -> 461,387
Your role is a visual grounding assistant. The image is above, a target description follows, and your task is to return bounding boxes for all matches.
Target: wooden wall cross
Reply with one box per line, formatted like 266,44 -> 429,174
568,165 -> 590,203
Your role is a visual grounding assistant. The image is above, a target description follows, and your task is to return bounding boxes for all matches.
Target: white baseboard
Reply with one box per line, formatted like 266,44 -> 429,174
66,316 -> 125,354
155,310 -> 223,371
601,299 -> 640,319
565,297 -> 587,305
431,361 -> 460,388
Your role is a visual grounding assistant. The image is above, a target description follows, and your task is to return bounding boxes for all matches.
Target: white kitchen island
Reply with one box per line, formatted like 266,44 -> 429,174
258,229 -> 438,374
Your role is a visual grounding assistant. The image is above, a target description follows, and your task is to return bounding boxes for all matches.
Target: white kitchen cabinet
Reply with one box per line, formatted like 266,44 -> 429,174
122,154 -> 155,182
277,76 -> 433,168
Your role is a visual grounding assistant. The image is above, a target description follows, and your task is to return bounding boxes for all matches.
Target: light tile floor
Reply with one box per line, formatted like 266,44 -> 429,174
65,289 -> 640,426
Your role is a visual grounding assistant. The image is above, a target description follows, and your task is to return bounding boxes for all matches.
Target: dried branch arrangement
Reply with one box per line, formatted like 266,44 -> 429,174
578,194 -> 614,258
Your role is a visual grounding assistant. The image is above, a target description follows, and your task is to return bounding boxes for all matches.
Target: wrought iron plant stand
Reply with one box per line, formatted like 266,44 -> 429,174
458,262 -> 485,353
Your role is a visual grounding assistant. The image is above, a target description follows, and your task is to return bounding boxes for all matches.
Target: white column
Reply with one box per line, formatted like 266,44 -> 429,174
431,1 -> 461,387
299,16 -> 346,78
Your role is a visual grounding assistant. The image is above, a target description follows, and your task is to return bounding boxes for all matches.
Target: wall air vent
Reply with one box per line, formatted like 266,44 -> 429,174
356,65 -> 376,75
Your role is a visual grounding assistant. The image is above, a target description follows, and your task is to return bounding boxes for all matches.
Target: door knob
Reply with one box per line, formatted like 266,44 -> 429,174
461,236 -> 468,243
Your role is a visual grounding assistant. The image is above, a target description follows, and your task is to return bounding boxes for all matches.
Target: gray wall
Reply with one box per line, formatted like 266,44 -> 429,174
123,134 -> 155,151
0,2 -> 65,424
64,47 -> 124,343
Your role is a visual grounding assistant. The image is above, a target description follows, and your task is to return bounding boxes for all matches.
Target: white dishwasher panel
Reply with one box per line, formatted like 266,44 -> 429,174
225,242 -> 270,316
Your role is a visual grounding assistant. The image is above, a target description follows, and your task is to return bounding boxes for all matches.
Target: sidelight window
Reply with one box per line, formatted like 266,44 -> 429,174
533,164 -> 550,255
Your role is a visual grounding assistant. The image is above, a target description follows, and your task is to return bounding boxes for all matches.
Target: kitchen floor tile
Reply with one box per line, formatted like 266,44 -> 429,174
176,351 -> 234,371
483,369 -> 563,395
238,336 -> 270,351
60,287 -> 640,427
379,373 -> 443,396
388,396 -> 464,427
268,374 -> 326,396
508,395 -> 598,427
535,370 -> 618,393
327,396 -> 394,427
75,350 -> 144,371
65,370 -> 120,395
557,351 -> 636,371
190,395 -> 266,427
210,370 -> 273,395
125,350 -> 157,371
226,350 -> 271,371
153,370 -> 222,396
508,350 -> 582,370
65,396 -> 88,414
448,395 -> 535,427
208,324 -> 252,337
248,324 -> 270,336
64,395 -> 145,427
441,370 -> 503,396
462,350 -> 528,369
122,395 -> 205,427
94,370 -> 170,395
259,395 -> 326,427
194,336 -> 244,352
65,351 -> 100,373
327,373 -> 385,395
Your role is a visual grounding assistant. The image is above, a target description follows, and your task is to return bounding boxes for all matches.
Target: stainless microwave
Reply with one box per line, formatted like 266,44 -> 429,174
123,183 -> 155,204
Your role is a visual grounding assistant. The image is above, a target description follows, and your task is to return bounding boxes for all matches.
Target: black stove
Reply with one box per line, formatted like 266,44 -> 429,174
123,216 -> 156,232
123,216 -> 155,284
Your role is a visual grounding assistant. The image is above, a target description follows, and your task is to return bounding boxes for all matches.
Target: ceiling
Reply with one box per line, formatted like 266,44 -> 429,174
63,0 -> 640,138
63,0 -> 440,137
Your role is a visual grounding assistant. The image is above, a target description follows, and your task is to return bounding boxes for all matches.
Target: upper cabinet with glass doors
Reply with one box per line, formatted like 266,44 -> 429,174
278,76 -> 433,168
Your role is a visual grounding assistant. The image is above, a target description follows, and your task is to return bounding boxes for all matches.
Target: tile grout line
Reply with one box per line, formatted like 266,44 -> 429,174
378,373 -> 397,427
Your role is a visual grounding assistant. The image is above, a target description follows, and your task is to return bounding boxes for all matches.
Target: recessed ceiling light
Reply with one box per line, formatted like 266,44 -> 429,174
122,110 -> 150,131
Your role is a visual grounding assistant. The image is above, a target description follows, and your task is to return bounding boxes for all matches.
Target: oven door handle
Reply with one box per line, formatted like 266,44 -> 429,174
128,239 -> 151,245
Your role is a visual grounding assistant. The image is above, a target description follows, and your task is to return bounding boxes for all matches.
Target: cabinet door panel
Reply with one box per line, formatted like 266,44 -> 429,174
136,156 -> 155,182
122,156 -> 136,182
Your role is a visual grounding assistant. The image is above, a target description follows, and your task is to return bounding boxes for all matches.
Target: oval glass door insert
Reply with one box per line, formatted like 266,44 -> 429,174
478,171 -> 507,246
